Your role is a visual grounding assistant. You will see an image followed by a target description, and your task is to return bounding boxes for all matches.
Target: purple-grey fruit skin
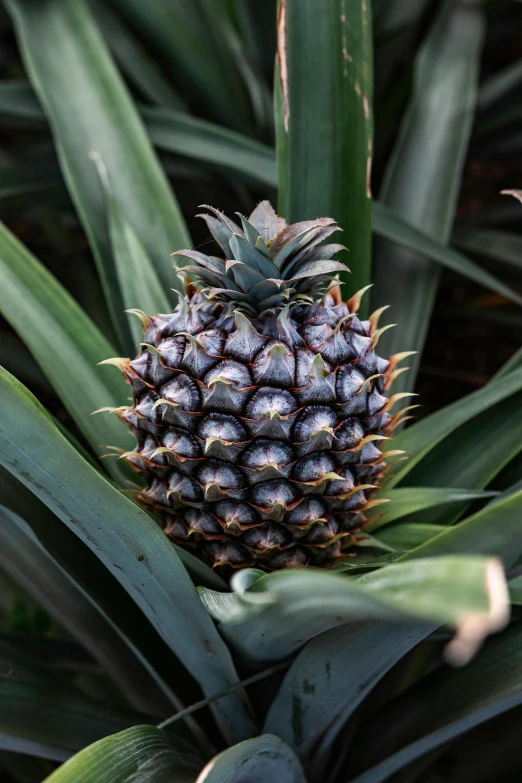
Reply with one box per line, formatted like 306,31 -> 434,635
114,202 -> 399,571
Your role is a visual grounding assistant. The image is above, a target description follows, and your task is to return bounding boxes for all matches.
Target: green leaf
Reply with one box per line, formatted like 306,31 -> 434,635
398,489 -> 522,574
454,227 -> 522,271
367,487 -> 497,532
142,106 -> 277,187
5,0 -> 190,349
91,0 -> 185,110
0,368 -> 255,745
276,0 -> 373,305
373,201 -> 522,307
371,0 -> 485,392
264,622 -> 433,779
0,677 -> 149,762
398,391 -> 522,526
200,556 -> 508,665
347,620 -> 522,783
107,0 -> 256,133
97,159 -> 171,346
0,219 -> 132,479
194,735 -> 306,783
386,367 -> 522,488
0,504 -> 185,718
479,57 -> 522,109
41,725 -> 202,783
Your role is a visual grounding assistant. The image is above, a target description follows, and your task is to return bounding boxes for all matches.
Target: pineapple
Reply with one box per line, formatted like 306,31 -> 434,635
113,202 -> 403,570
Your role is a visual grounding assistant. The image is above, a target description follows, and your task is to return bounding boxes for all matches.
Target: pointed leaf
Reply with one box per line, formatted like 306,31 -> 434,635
41,726 -> 202,783
0,220 -> 132,480
196,735 -> 306,783
0,368 -> 255,746
5,0 -> 190,348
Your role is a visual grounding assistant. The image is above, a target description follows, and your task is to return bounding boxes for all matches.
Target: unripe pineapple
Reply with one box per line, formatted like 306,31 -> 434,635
111,202 -> 406,570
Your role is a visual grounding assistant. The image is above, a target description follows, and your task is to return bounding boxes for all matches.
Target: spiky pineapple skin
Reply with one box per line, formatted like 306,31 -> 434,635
117,287 -> 396,571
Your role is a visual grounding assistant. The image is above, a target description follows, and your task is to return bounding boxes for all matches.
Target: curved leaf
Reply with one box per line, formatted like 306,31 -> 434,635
0,504 -> 184,718
0,220 -> 132,479
386,367 -> 522,488
0,678 -> 148,761
398,489 -> 522,575
143,106 -> 277,187
42,725 -> 202,783
367,487 -> 497,532
196,734 -> 306,783
347,620 -> 522,783
264,622 -> 433,779
5,0 -> 190,348
371,0 -> 485,392
200,556 -> 508,665
0,368 -> 254,746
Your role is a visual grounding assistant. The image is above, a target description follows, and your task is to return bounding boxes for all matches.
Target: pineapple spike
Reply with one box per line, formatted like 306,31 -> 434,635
371,323 -> 396,351
384,366 -> 410,390
125,309 -> 153,331
347,284 -> 373,314
98,357 -> 130,371
369,306 -> 390,333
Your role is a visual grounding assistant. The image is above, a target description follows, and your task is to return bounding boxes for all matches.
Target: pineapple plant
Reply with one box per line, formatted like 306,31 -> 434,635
1,1 -> 522,782
114,202 -> 405,571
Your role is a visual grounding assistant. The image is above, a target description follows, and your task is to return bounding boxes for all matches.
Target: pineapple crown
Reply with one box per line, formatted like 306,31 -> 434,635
173,201 -> 349,315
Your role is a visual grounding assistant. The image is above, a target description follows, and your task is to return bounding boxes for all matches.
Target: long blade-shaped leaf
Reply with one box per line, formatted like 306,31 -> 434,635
6,0 -> 190,349
0,504 -> 179,718
42,726 -> 202,783
386,367 -> 522,488
372,202 -> 522,306
347,620 -> 522,783
107,0 -> 256,133
0,677 -> 149,761
276,0 -> 373,304
196,735 -> 306,783
0,368 -> 255,745
398,489 -> 522,575
91,0 -> 185,110
264,622 -> 433,780
143,106 -> 277,187
367,487 -> 497,532
371,0 -> 485,392
0,220 -> 132,478
200,556 -> 507,665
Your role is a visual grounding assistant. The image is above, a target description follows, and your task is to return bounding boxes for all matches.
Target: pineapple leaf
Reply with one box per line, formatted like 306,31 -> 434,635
366,487 -> 499,532
5,0 -> 190,349
0,668 -> 151,762
0,367 -> 257,746
371,0 -> 485,392
0,503 -> 189,720
276,0 -> 373,303
193,735 -> 306,783
387,367 -> 522,488
0,219 -> 132,481
200,556 -> 508,665
39,725 -> 202,783
264,622 -> 433,778
347,620 -> 522,783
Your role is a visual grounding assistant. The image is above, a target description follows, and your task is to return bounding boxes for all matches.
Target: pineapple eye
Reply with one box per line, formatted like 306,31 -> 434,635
284,497 -> 328,527
249,479 -> 298,509
196,458 -> 246,490
245,387 -> 297,419
293,406 -> 337,442
333,418 -> 365,451
291,452 -> 338,483
213,500 -> 259,528
162,427 -> 201,458
160,374 -> 201,411
239,438 -> 294,469
197,413 -> 248,443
